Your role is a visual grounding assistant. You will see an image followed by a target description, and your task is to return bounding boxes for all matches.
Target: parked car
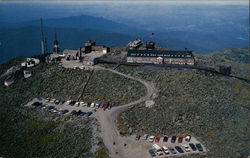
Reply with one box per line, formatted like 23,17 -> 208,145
86,112 -> 93,117
46,98 -> 50,103
99,103 -> 104,108
60,100 -> 65,105
175,146 -> 184,153
103,102 -> 110,110
135,135 -> 141,140
196,143 -> 203,152
52,109 -> 58,113
83,103 -> 88,107
148,136 -> 155,142
163,135 -> 168,142
185,135 -> 191,142
80,102 -> 85,106
148,149 -> 156,157
69,101 -> 76,106
87,102 -> 91,107
66,100 -> 71,105
142,134 -> 149,140
178,135 -> 184,143
80,112 -> 87,116
32,102 -> 42,107
90,103 -> 95,108
171,136 -> 177,143
152,144 -> 163,156
154,136 -> 160,142
76,110 -> 83,115
40,104 -> 46,108
75,102 -> 80,107
50,99 -> 56,103
95,103 -> 100,108
189,143 -> 197,151
55,100 -> 60,105
168,147 -> 177,154
70,110 -> 77,115
162,146 -> 170,155
47,106 -> 55,110
182,144 -> 191,152
61,109 -> 69,114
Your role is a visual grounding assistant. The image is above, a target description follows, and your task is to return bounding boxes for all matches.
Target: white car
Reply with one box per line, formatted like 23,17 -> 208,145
142,134 -> 149,140
148,136 -> 155,142
50,99 -> 56,103
185,135 -> 191,142
95,103 -> 100,108
162,146 -> 170,155
66,100 -> 71,105
80,102 -> 85,106
83,103 -> 87,106
90,103 -> 95,108
182,144 -> 191,152
75,102 -> 80,107
52,109 -> 58,113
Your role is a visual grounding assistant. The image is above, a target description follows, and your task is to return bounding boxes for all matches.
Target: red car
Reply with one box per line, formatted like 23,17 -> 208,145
155,136 -> 160,142
103,102 -> 110,110
177,135 -> 184,143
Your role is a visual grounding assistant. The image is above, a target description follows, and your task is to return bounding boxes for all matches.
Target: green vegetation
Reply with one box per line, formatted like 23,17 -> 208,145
117,65 -> 250,158
0,59 -> 145,157
0,62 -> 98,158
116,115 -> 130,136
195,47 -> 250,80
209,47 -> 250,64
83,70 -> 146,106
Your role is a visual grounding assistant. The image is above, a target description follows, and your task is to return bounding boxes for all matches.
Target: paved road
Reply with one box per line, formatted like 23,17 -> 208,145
92,66 -> 158,158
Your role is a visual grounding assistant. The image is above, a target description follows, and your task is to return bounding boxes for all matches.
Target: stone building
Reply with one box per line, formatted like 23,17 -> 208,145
127,49 -> 195,65
81,40 -> 109,54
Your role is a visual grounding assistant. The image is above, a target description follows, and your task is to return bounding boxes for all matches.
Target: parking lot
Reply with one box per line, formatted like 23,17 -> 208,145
24,97 -> 206,158
24,97 -> 112,117
115,134 -> 206,158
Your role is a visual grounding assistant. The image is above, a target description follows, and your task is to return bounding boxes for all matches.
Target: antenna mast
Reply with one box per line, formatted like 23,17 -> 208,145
40,18 -> 45,55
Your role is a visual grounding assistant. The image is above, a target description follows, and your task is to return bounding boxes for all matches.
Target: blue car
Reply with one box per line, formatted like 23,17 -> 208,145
168,147 -> 177,154
196,143 -> 203,152
175,146 -> 184,153
189,143 -> 197,151
86,112 -> 93,116
148,149 -> 156,157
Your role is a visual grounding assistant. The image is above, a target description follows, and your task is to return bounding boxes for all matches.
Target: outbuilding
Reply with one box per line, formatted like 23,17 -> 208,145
4,79 -> 14,86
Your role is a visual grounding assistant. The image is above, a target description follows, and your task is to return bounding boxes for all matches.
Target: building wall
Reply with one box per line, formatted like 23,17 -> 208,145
127,57 -> 195,65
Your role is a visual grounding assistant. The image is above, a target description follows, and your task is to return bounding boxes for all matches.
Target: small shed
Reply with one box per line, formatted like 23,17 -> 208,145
4,79 -> 14,86
219,65 -> 231,75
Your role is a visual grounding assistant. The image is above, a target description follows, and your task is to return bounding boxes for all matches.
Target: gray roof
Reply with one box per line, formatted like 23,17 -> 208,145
127,50 -> 194,58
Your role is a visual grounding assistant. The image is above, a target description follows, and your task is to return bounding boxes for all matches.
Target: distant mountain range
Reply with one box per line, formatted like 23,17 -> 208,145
0,26 -> 133,64
0,14 -> 248,64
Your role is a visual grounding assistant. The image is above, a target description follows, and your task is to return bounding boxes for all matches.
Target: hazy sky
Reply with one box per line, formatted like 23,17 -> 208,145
0,0 -> 248,2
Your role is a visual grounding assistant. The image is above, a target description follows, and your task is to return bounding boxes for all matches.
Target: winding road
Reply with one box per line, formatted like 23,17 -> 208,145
92,66 -> 157,158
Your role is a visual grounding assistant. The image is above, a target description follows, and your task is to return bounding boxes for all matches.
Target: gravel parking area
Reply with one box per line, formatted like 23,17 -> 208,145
24,97 -> 111,116
118,134 -> 206,158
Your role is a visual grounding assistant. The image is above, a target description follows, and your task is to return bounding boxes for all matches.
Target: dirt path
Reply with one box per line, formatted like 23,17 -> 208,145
92,66 -> 157,158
